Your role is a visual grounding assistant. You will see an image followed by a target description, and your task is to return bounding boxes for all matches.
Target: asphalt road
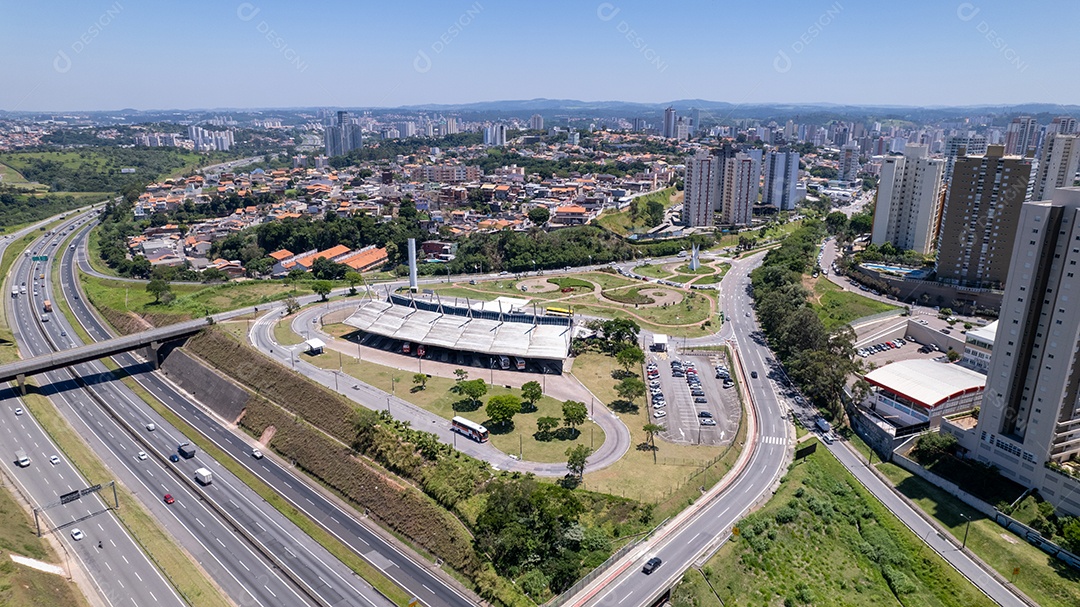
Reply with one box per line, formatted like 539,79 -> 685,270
65,225 -> 473,607
574,253 -> 793,607
247,300 -> 632,477
22,218 -> 391,607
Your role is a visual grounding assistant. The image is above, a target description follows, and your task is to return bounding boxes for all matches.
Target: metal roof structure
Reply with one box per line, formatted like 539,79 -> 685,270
344,300 -> 571,360
864,359 -> 986,409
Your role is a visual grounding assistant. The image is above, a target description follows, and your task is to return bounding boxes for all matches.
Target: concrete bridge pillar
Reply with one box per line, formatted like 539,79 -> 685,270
16,374 -> 25,395
142,341 -> 162,369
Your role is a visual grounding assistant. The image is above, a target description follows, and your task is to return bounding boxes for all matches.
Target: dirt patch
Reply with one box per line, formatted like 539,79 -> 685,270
638,288 -> 683,307
518,277 -> 560,293
258,425 -> 275,446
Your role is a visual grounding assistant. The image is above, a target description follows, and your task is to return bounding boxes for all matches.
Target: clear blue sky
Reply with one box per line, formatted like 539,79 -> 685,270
2,0 -> 1077,111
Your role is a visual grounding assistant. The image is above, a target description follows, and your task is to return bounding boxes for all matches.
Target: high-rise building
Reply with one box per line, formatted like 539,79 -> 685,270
682,148 -> 719,227
444,117 -> 459,135
1004,115 -> 1039,156
483,124 -> 507,147
943,134 -> 988,184
325,111 -> 363,157
631,118 -> 647,132
870,144 -> 945,255
690,108 -> 701,136
674,118 -> 691,141
762,150 -> 800,211
529,114 -> 544,131
663,106 -> 677,139
720,152 -> 758,226
935,145 -> 1032,289
397,121 -> 417,138
973,187 -> 1080,515
567,131 -> 580,146
1047,116 -> 1079,136
839,142 -> 860,182
1032,134 -> 1080,202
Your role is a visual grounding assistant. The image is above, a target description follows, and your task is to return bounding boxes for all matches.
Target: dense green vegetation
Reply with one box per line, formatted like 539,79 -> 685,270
0,190 -> 101,228
186,329 -> 651,604
0,148 -> 211,193
672,446 -> 995,607
595,188 -> 673,235
330,132 -> 484,166
750,220 -> 858,420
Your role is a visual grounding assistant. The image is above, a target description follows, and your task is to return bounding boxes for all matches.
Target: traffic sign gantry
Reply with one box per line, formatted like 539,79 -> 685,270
32,255 -> 48,261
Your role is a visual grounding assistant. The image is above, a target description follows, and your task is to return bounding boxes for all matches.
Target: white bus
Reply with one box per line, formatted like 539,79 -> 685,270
451,416 -> 489,443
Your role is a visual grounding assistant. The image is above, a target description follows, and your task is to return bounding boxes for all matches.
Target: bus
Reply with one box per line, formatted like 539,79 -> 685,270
513,356 -> 526,370
451,416 -> 489,443
401,342 -> 411,354
545,306 -> 572,317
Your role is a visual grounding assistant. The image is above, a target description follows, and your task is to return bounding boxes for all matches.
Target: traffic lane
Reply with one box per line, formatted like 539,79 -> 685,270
30,238 -> 313,607
36,363 -> 308,607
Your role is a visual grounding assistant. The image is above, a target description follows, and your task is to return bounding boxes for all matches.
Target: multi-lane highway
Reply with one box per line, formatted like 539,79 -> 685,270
12,215 -> 394,607
61,222 -> 476,607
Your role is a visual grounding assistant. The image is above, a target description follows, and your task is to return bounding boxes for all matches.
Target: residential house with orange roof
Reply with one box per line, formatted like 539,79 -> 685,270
554,205 -> 589,225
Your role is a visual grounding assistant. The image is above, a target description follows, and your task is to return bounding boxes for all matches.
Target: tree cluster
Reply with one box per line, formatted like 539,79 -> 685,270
750,220 -> 858,420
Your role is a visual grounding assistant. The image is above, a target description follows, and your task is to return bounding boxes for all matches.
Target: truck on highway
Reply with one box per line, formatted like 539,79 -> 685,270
15,450 -> 30,467
194,467 -> 212,485
815,417 -> 832,434
10,287 -> 17,299
43,300 -> 52,313
178,443 -> 196,459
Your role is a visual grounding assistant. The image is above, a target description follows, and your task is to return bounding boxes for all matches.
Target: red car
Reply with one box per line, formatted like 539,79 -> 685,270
163,493 -> 175,505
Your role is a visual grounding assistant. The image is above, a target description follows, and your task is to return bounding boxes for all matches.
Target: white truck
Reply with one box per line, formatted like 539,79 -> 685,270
15,450 -> 30,467
194,467 -> 213,485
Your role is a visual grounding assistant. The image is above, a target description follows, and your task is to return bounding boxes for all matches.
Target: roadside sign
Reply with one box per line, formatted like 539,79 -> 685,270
732,526 -> 739,536
32,255 -> 48,262
60,490 -> 80,505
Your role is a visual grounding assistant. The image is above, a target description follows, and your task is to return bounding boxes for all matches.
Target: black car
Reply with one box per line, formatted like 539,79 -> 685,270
642,557 -> 662,574
697,411 -> 713,418
694,396 -> 708,403
751,371 -> 758,379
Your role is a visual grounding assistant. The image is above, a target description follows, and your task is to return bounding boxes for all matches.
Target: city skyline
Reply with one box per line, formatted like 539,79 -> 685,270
2,0 -> 1078,112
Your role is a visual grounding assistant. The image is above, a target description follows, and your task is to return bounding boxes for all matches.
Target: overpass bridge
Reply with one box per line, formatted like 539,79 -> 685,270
1,318 -> 210,393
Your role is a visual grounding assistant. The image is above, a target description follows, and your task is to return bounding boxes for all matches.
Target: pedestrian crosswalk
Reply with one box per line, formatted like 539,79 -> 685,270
760,435 -> 787,445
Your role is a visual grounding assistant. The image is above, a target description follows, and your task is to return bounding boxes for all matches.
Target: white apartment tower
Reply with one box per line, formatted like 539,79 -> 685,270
663,107 -> 677,139
762,150 -> 800,211
839,142 -> 860,182
870,144 -> 946,255
682,148 -> 719,227
720,152 -> 758,226
1032,134 -> 1080,203
529,114 -> 544,131
973,187 -> 1080,515
1004,115 -> 1039,156
943,134 -> 987,185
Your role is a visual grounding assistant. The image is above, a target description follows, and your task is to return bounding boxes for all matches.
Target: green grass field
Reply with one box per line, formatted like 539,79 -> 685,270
593,188 -> 677,236
303,338 -> 603,464
673,443 -> 996,607
876,463 -> 1080,607
809,276 -> 897,330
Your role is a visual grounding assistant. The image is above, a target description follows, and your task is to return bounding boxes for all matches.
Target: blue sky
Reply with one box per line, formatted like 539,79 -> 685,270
1,0 -> 1076,111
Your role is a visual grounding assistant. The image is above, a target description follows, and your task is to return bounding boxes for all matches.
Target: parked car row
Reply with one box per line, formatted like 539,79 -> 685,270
857,338 -> 907,358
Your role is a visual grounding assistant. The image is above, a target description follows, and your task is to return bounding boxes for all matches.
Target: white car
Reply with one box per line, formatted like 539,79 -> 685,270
252,448 -> 263,459
14,407 -> 23,416
137,451 -> 148,461
652,410 -> 667,419
50,455 -> 60,465
145,423 -> 156,431
70,528 -> 85,541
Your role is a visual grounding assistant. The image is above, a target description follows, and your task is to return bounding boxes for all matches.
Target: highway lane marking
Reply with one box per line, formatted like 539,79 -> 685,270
217,537 -> 226,548
238,559 -> 249,571
195,517 -> 205,528
263,585 -> 277,598
618,591 -> 633,603
422,583 -> 434,595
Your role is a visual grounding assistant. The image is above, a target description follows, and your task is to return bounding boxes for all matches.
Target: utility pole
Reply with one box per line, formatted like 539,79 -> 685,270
961,513 -> 971,549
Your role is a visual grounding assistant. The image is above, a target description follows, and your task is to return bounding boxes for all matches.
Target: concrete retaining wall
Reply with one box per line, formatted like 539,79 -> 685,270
160,348 -> 249,422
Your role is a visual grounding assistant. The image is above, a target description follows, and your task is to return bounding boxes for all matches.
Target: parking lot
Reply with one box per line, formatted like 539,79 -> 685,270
646,353 -> 740,446
854,327 -> 954,367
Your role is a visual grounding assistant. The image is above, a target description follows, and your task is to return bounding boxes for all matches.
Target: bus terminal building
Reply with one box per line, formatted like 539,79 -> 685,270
343,292 -> 573,374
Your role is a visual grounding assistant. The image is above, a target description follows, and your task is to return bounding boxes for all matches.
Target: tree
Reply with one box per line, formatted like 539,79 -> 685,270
284,296 -> 301,315
825,211 -> 848,234
615,346 -> 645,374
521,380 -> 542,412
616,376 -> 646,406
146,278 -> 171,304
412,372 -> 427,390
312,280 -> 333,301
911,432 -> 957,465
527,206 -> 550,226
642,423 -> 666,464
536,416 -> 560,439
454,368 -> 469,382
946,349 -> 961,362
562,400 -> 588,434
565,445 -> 592,480
453,378 -> 488,410
345,271 -> 363,296
486,394 -> 522,427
